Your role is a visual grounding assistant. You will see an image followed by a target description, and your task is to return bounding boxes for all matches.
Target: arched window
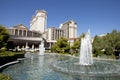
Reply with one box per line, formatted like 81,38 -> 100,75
19,30 -> 22,36
23,30 -> 26,36
15,29 -> 18,36
27,31 -> 32,37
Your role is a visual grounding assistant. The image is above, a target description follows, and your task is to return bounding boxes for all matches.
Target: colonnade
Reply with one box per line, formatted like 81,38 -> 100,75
16,42 -> 41,51
7,29 -> 41,37
7,29 -> 56,50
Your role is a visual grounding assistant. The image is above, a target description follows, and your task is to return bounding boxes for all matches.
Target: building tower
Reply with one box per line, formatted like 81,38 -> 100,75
30,10 -> 47,33
60,20 -> 77,39
47,27 -> 64,41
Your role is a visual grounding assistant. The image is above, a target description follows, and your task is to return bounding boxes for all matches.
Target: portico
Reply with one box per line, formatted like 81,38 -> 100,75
7,24 -> 44,51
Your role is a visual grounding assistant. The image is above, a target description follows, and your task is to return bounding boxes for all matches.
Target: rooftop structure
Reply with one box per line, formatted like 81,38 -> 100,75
30,10 -> 47,33
60,20 -> 77,39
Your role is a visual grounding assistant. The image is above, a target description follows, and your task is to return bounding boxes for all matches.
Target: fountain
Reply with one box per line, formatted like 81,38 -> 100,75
1,30 -> 120,80
39,39 -> 45,55
24,52 -> 32,58
51,30 -> 120,77
79,29 -> 93,65
25,42 -> 29,51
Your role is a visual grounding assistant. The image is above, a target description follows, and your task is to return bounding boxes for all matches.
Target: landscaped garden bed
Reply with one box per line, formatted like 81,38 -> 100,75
0,51 -> 25,66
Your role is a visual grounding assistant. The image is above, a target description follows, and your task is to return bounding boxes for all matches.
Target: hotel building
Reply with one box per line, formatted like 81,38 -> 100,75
60,20 -> 77,39
7,10 -> 77,50
30,10 -> 47,33
43,27 -> 64,48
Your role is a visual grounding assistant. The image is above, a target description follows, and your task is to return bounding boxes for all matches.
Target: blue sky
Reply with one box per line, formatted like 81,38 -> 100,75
0,0 -> 120,36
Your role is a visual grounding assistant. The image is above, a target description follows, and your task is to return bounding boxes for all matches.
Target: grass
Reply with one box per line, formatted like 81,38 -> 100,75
0,74 -> 12,80
0,51 -> 25,57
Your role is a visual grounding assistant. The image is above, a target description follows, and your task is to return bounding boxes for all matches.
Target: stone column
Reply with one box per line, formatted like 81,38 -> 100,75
22,30 -> 24,36
18,29 -> 19,36
13,29 -> 15,35
26,30 -> 28,37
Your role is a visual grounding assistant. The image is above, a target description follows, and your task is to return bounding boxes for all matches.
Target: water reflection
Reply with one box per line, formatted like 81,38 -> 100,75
1,54 -> 120,80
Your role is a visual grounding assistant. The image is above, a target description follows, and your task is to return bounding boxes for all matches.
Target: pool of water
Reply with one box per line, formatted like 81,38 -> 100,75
1,53 -> 120,80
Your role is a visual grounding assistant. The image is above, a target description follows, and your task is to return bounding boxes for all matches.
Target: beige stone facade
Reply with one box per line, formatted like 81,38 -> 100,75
47,27 -> 64,41
30,10 -> 47,33
60,20 -> 77,39
7,10 -> 78,50
7,24 -> 42,51
8,24 -> 41,37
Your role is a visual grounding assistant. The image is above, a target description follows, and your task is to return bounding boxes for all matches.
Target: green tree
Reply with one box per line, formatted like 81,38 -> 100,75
93,30 -> 120,58
0,25 -> 9,49
105,30 -> 120,56
92,35 -> 106,56
51,37 -> 70,54
71,33 -> 85,55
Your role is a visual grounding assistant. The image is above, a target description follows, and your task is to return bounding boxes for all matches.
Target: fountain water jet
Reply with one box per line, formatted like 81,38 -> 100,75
51,30 -> 120,77
79,29 -> 93,65
39,39 -> 45,55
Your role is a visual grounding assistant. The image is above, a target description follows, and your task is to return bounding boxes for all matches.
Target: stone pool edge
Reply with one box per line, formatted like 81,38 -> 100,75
0,58 -> 26,71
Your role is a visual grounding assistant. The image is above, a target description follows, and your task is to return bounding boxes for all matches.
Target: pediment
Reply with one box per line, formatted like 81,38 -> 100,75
14,24 -> 28,30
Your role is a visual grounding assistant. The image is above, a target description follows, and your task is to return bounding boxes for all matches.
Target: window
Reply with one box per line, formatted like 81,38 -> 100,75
19,30 -> 22,36
15,29 -> 18,36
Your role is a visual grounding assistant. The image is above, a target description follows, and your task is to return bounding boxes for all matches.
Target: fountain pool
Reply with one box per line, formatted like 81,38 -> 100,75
1,53 -> 120,80
52,30 -> 120,78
